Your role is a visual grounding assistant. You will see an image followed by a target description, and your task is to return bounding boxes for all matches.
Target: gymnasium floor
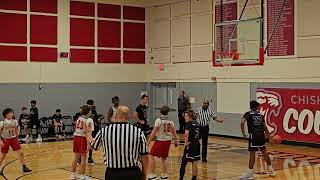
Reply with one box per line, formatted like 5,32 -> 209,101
1,136 -> 319,180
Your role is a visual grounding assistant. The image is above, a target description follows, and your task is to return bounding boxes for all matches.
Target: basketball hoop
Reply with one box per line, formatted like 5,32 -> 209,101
216,51 -> 240,61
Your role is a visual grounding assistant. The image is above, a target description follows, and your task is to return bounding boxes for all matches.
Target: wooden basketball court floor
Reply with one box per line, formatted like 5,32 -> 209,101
0,136 -> 319,180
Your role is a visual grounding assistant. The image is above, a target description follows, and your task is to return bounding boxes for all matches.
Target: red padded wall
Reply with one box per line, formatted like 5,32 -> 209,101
31,15 -> 57,45
123,51 -> 145,64
30,47 -> 57,62
70,1 -> 95,17
0,0 -> 27,11
0,13 -> 27,43
30,0 -> 57,14
70,18 -> 95,46
124,22 -> 145,49
0,46 -> 27,61
98,3 -> 121,19
70,49 -> 95,63
98,50 -> 121,63
123,6 -> 145,20
98,20 -> 121,48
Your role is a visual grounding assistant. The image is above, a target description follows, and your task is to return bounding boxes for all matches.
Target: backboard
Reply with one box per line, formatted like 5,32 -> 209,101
213,18 -> 264,67
213,0 -> 265,67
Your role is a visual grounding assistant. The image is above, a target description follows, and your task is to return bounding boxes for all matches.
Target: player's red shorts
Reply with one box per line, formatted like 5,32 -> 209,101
73,136 -> 88,154
1,137 -> 21,153
150,140 -> 171,158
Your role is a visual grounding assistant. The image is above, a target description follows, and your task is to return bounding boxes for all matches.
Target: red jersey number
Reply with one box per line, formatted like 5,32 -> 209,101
8,129 -> 15,137
163,123 -> 171,133
76,120 -> 84,130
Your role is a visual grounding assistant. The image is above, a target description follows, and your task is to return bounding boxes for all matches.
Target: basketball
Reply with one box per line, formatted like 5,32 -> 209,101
272,135 -> 282,144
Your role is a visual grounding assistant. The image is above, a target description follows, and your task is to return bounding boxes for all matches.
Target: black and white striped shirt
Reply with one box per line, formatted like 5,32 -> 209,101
91,122 -> 149,169
195,107 -> 217,127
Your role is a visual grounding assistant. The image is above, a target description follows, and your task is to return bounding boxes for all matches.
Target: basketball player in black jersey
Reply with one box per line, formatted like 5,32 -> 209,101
179,109 -> 201,180
240,100 -> 276,180
133,95 -> 151,135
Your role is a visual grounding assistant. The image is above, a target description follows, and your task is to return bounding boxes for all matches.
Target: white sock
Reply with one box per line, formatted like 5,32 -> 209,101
80,174 -> 86,178
38,134 -> 41,138
268,165 -> 274,171
248,169 -> 253,174
26,134 -> 29,139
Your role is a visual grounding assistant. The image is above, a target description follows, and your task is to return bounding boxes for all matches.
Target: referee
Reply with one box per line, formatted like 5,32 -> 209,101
195,99 -> 225,162
90,106 -> 149,180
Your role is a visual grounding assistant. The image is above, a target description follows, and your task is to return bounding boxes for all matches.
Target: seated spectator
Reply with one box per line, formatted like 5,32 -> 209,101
53,109 -> 64,138
19,107 -> 30,142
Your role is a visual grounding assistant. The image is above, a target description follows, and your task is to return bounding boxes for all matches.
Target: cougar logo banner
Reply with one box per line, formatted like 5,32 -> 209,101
256,89 -> 283,136
256,88 -> 320,144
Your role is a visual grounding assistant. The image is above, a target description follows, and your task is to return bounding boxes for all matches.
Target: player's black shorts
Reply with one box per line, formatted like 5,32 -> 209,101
184,141 -> 201,161
136,123 -> 151,135
248,133 -> 266,151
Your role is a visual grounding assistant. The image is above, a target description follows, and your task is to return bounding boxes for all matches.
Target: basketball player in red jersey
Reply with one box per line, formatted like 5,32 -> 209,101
0,108 -> 32,175
147,106 -> 178,179
70,105 -> 94,180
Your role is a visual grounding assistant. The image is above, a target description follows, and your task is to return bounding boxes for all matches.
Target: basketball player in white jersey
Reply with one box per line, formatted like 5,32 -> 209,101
0,108 -> 32,175
70,105 -> 94,180
147,106 -> 178,180
107,96 -> 119,124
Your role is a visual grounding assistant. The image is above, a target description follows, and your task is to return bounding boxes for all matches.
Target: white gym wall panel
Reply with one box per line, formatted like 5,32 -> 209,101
150,20 -> 171,48
150,0 -> 184,6
297,0 -> 320,37
171,1 -> 190,17
239,0 -> 260,6
191,0 -> 212,14
124,0 -> 147,6
172,17 -> 191,46
151,49 -> 171,64
191,14 -> 212,45
191,46 -> 212,62
150,65 -> 180,80
172,47 -> 190,63
298,38 -> 320,58
217,83 -> 250,114
150,5 -> 170,20
177,62 -> 212,80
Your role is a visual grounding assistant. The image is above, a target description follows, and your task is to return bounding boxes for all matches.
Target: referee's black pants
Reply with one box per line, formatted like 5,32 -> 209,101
88,127 -> 99,160
200,126 -> 209,160
105,166 -> 142,180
